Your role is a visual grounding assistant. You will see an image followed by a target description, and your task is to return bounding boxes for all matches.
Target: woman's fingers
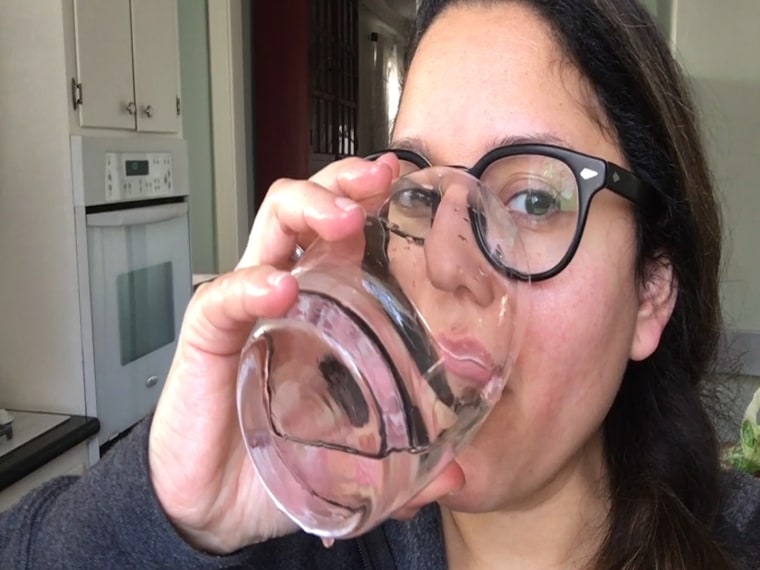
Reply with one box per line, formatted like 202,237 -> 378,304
150,265 -> 300,534
309,153 -> 399,197
316,153 -> 401,216
152,266 -> 298,472
238,180 -> 365,269
180,266 -> 299,358
238,154 -> 400,269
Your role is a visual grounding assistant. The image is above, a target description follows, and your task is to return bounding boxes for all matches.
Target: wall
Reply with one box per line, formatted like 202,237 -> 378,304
0,3 -> 86,414
669,0 -> 760,440
640,0 -> 673,39
178,0 -> 217,274
673,0 -> 760,369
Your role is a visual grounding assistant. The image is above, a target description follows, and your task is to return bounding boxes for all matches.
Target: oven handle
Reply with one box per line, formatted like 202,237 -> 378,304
86,202 -> 189,228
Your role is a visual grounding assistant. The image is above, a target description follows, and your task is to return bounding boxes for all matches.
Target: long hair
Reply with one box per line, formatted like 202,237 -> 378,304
407,1 -> 731,568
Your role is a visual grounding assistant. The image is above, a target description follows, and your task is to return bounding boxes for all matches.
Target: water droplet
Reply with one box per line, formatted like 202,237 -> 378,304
321,537 -> 335,549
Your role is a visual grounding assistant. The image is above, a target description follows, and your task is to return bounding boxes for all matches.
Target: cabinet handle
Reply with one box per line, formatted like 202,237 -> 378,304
71,78 -> 83,110
125,101 -> 136,116
144,105 -> 154,118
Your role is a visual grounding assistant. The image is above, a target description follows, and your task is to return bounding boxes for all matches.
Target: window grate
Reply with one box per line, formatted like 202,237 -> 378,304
310,0 -> 359,162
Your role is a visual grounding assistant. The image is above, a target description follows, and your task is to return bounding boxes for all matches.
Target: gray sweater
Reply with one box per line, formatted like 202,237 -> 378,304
1,417 -> 758,569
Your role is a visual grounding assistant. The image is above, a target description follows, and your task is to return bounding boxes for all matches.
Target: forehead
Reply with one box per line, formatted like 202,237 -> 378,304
394,3 -> 619,165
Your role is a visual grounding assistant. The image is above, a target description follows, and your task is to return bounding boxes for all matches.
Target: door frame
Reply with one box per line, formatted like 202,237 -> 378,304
208,0 -> 250,272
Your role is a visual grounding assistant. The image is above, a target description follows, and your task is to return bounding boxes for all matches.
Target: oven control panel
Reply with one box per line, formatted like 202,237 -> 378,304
105,152 -> 173,201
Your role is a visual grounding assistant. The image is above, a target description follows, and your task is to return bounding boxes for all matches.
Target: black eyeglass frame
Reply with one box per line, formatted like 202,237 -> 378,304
366,144 -> 656,282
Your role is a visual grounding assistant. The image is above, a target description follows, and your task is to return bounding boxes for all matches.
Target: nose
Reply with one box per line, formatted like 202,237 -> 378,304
423,187 -> 495,306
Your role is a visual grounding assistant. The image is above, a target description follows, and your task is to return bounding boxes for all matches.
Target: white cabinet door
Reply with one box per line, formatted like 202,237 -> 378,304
73,0 -> 136,130
131,0 -> 181,133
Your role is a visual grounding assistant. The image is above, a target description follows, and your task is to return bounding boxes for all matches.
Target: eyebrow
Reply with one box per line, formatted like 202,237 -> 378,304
488,133 -> 573,149
389,136 -> 431,155
390,132 -> 574,161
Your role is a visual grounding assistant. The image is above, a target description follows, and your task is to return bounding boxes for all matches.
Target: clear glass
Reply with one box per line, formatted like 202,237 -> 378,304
237,168 -> 530,539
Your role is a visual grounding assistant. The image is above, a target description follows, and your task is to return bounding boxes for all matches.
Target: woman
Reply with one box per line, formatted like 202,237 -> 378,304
2,0 -> 758,568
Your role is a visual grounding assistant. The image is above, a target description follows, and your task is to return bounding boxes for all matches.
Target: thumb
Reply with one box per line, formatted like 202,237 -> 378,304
155,266 -> 299,420
152,266 -> 299,457
391,461 -> 466,520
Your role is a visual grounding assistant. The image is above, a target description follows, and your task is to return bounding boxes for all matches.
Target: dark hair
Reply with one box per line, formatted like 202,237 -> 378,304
407,1 -> 731,568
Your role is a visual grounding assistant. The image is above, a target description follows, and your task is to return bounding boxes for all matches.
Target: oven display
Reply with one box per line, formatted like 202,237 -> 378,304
125,159 -> 149,176
105,151 -> 173,201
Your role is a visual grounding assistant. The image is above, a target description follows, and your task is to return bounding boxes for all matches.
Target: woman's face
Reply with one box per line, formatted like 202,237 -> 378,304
391,3 -> 668,512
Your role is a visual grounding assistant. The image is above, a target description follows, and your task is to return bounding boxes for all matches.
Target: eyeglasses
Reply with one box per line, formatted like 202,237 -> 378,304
366,144 -> 655,282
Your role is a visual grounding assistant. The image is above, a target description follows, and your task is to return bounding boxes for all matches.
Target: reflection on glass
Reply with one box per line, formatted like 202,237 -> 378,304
117,262 -> 175,365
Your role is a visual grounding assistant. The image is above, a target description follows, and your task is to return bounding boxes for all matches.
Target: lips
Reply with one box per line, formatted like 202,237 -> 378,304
435,335 -> 496,387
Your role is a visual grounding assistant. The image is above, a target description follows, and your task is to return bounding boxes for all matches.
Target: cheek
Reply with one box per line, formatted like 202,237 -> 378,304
512,232 -> 640,424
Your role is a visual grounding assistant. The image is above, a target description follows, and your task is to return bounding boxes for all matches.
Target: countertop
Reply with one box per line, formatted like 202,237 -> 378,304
0,411 -> 99,491
192,273 -> 218,290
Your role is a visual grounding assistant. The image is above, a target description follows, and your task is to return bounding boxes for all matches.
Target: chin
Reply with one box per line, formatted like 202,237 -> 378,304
437,458 -> 508,514
440,448 -> 526,514
437,487 -> 496,514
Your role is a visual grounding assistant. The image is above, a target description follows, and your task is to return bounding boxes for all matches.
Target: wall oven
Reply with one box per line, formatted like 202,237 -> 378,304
71,136 -> 192,447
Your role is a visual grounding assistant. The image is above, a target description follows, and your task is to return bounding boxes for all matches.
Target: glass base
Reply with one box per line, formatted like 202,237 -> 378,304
238,291 -> 413,537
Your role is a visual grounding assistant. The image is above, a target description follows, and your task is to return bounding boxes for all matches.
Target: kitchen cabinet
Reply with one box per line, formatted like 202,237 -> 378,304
72,0 -> 181,133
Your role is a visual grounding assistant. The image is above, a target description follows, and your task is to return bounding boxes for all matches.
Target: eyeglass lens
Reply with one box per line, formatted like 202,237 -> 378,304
390,155 -> 581,276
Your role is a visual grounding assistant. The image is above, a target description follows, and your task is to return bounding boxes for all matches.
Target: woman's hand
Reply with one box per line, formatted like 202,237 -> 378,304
147,156 -> 398,553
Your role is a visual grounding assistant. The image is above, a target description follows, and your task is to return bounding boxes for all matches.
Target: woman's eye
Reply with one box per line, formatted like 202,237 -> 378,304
394,188 -> 434,216
507,189 -> 559,218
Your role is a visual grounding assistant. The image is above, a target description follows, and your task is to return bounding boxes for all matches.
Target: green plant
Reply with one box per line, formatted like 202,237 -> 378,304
723,386 -> 760,475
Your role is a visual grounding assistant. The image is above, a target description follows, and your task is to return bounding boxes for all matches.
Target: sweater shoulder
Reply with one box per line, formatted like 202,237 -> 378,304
716,469 -> 760,567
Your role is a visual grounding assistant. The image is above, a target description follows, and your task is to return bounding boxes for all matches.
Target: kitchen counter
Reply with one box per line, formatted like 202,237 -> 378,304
0,411 -> 99,492
192,273 -> 218,291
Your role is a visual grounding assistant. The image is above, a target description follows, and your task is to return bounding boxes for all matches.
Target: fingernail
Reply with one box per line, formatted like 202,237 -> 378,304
334,196 -> 361,212
267,271 -> 289,287
372,155 -> 395,170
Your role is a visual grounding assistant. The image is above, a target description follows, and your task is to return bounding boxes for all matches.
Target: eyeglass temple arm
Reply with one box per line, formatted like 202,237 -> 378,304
605,163 -> 655,206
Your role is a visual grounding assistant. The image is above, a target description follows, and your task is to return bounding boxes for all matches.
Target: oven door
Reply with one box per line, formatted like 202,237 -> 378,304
86,201 -> 192,442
